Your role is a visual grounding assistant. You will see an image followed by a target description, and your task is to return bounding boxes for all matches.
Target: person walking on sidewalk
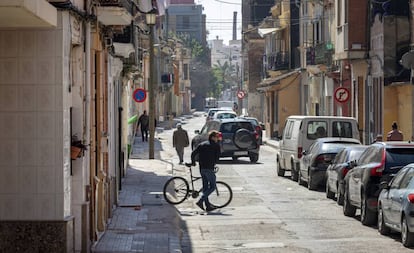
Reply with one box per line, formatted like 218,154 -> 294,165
137,110 -> 149,142
190,130 -> 221,211
173,123 -> 189,164
387,121 -> 403,141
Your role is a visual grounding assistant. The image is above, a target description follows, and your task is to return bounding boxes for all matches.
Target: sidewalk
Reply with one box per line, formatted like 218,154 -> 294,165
92,137 -> 182,253
92,115 -> 279,253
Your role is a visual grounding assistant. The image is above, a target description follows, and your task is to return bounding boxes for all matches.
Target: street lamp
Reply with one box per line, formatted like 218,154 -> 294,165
146,9 -> 156,159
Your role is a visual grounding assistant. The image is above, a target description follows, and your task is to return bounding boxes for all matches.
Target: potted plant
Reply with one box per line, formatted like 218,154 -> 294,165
71,135 -> 87,160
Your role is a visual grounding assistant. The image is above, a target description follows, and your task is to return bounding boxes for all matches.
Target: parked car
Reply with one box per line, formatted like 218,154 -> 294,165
298,137 -> 361,190
377,164 -> 414,247
191,118 -> 260,163
238,116 -> 264,145
343,142 -> 414,226
326,145 -> 368,205
212,111 -> 237,120
276,115 -> 360,181
205,107 -> 233,122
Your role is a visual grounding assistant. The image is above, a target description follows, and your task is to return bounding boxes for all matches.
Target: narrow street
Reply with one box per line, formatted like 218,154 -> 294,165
157,114 -> 414,253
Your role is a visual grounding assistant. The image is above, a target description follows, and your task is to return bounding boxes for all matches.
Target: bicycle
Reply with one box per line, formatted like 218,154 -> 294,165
163,163 -> 233,209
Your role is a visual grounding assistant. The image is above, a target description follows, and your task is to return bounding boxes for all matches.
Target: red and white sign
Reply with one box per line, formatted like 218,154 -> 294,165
334,87 -> 350,103
237,90 -> 245,99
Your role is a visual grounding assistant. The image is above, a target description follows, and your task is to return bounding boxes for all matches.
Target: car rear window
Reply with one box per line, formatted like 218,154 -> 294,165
332,121 -> 353,138
307,121 -> 327,140
220,122 -> 254,133
385,148 -> 414,170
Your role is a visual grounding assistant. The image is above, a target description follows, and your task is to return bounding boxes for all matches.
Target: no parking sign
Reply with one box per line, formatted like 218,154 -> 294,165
133,88 -> 147,103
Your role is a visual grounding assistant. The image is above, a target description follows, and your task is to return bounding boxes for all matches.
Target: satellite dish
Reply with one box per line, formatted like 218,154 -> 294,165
400,51 -> 414,69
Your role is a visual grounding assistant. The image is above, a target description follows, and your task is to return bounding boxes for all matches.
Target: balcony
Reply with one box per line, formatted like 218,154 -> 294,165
97,0 -> 134,26
0,0 -> 57,28
265,51 -> 289,71
307,42 -> 334,65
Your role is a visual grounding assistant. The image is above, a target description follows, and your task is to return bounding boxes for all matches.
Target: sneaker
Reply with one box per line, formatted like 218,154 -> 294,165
196,200 -> 205,210
205,204 -> 217,212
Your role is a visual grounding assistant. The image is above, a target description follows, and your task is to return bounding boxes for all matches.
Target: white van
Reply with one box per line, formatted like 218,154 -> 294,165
276,116 -> 360,180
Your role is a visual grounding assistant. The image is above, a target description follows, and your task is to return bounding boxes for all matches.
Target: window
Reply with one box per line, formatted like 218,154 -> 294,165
307,121 -> 327,140
337,0 -> 342,27
399,168 -> 414,189
332,121 -> 353,138
390,168 -> 407,189
284,120 -> 294,139
183,64 -> 189,80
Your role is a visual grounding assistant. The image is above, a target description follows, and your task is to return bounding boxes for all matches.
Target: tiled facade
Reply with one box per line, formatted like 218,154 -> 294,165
0,12 -> 72,221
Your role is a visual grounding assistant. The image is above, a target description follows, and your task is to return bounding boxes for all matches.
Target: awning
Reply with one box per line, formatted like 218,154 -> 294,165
113,42 -> 135,58
128,115 -> 138,124
257,69 -> 301,91
97,6 -> 132,26
0,0 -> 57,28
258,28 -> 279,37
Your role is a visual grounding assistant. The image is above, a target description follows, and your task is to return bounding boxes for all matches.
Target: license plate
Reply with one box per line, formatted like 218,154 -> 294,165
234,151 -> 248,156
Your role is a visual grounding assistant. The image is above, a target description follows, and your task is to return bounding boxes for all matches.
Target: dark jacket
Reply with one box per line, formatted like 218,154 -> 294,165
191,140 -> 220,170
173,128 -> 189,148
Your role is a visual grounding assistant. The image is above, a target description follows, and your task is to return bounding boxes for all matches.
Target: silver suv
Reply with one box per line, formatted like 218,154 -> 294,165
192,118 -> 260,163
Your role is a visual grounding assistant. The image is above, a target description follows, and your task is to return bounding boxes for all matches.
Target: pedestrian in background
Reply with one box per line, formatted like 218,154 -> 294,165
137,110 -> 149,142
190,130 -> 221,212
387,121 -> 403,141
173,123 -> 189,164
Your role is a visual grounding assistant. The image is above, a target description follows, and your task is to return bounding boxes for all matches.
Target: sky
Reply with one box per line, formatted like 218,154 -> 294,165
197,0 -> 242,45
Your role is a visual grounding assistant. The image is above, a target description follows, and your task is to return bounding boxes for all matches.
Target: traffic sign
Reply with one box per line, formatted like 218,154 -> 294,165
133,88 -> 147,103
334,87 -> 350,103
237,90 -> 245,99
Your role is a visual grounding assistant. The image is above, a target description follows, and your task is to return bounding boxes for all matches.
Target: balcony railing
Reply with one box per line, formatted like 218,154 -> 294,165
113,25 -> 132,43
98,0 -> 133,9
306,42 -> 334,65
264,51 -> 289,71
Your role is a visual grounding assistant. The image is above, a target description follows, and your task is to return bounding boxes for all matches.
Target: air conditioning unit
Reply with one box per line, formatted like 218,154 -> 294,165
104,37 -> 112,48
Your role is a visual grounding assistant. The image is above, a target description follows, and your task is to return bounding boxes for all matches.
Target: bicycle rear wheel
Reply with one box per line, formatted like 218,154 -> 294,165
163,176 -> 189,205
209,181 -> 233,208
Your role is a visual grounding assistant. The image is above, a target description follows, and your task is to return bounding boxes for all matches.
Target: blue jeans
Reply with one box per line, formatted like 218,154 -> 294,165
200,169 -> 216,204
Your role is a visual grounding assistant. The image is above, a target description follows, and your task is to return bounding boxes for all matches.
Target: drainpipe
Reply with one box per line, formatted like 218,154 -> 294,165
83,0 -> 92,250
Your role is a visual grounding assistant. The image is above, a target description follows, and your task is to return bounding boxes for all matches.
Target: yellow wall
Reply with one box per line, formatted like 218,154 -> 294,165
383,84 -> 413,140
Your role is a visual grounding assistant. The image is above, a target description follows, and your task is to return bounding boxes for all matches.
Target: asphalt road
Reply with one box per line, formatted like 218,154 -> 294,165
157,113 -> 414,253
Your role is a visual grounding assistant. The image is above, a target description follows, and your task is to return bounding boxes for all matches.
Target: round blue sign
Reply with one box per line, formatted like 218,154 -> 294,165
133,88 -> 147,103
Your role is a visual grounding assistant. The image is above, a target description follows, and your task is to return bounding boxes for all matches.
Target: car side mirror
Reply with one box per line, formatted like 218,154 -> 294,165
349,160 -> 357,168
195,130 -> 200,134
379,181 -> 389,190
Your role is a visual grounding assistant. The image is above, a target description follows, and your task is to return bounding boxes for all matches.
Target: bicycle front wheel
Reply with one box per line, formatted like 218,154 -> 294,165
209,181 -> 233,208
163,176 -> 189,205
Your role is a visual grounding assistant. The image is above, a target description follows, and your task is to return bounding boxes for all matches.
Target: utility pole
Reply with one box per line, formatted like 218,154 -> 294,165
146,11 -> 156,159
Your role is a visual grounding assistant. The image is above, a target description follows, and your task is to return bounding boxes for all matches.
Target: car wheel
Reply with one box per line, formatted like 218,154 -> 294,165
336,185 -> 344,206
361,193 -> 376,226
290,161 -> 298,181
298,168 -> 305,186
377,205 -> 390,235
402,215 -> 414,247
343,187 -> 356,217
307,170 -> 317,190
249,154 -> 259,163
326,180 -> 335,199
276,157 -> 285,177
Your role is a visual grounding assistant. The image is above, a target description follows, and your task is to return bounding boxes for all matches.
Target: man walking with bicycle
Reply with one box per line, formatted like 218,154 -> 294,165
190,130 -> 221,211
